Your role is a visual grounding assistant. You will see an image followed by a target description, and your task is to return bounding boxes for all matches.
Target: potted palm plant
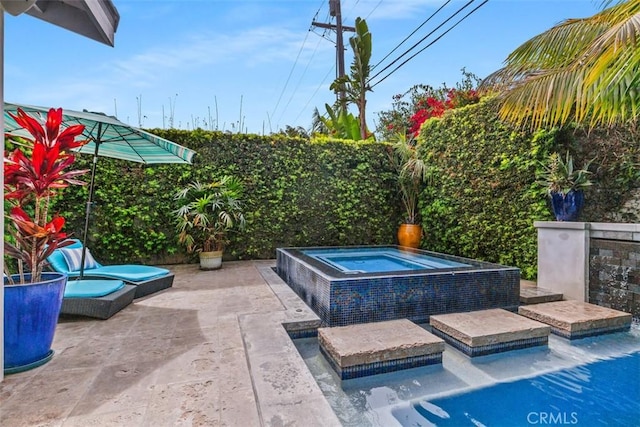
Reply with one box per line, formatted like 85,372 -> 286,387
538,152 -> 593,221
174,176 -> 246,270
4,107 -> 88,374
389,133 -> 429,248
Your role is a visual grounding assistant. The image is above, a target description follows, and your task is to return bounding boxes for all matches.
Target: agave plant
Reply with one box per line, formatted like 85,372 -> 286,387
4,108 -> 88,284
538,152 -> 594,196
173,176 -> 246,253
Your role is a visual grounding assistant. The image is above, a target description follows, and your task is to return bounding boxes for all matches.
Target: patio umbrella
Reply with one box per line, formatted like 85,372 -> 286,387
4,102 -> 197,278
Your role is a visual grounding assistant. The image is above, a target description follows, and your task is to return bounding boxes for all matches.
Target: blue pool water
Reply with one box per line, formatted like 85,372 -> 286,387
301,248 -> 470,273
294,323 -> 640,426
403,352 -> 640,426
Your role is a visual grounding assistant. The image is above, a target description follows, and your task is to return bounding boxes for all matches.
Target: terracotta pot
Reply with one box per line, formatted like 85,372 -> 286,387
199,251 -> 223,270
397,223 -> 422,248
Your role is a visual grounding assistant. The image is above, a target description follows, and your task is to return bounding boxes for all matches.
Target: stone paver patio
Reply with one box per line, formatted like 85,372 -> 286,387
1,261 -> 340,427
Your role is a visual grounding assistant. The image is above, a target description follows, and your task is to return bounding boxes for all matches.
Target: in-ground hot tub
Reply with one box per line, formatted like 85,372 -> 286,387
276,246 -> 520,327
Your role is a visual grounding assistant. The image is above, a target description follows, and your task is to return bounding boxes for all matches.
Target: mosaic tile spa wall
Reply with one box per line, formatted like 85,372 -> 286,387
277,246 -> 521,327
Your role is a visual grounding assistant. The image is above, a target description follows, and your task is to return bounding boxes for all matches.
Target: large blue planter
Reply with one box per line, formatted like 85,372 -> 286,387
551,190 -> 585,221
4,272 -> 67,374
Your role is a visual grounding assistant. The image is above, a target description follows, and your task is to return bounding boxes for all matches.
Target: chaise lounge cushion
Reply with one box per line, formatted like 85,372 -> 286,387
48,239 -> 173,299
64,279 -> 125,298
47,239 -> 169,282
66,264 -> 170,281
61,281 -> 136,320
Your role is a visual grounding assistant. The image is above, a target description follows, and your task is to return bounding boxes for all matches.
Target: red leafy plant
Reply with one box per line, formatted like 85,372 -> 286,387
4,108 -> 88,284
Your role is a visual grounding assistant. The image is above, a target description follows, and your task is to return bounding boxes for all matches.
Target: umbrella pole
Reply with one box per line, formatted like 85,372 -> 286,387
79,133 -> 101,279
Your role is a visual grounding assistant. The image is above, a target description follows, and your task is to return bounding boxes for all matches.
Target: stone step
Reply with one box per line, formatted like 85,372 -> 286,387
520,287 -> 563,304
429,309 -> 551,357
518,300 -> 632,340
318,319 -> 444,380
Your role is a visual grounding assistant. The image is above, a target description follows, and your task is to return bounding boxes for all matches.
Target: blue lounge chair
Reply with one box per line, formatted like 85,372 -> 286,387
62,279 -> 136,319
48,240 -> 174,298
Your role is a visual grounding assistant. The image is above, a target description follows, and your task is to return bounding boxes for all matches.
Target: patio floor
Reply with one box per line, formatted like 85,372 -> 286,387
0,261 -> 341,427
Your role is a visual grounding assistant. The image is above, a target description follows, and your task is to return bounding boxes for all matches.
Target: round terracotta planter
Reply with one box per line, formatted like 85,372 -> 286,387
199,251 -> 223,270
397,223 -> 422,248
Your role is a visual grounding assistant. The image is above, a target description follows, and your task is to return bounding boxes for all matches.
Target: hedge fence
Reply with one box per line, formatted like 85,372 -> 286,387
418,97 -> 639,278
52,133 -> 402,265
48,97 -> 639,279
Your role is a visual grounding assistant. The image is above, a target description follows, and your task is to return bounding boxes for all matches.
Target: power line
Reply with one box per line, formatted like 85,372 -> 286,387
369,0 -> 476,83
292,64 -> 336,125
276,35 -> 326,126
342,0 -> 360,21
370,0 -> 489,89
371,0 -> 451,71
342,0 -> 381,23
311,0 -> 356,107
270,28 -> 313,125
270,1 -> 325,125
365,0 -> 383,19
343,0 -> 382,27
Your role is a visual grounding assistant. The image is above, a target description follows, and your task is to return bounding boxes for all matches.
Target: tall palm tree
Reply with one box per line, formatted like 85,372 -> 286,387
483,0 -> 640,129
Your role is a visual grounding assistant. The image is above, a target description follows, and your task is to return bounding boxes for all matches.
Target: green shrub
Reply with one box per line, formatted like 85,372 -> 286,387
416,97 -> 640,279
48,102 -> 639,277
52,132 -> 400,263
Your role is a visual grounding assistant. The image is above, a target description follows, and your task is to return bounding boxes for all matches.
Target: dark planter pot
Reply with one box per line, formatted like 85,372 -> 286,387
551,190 -> 585,221
4,272 -> 67,375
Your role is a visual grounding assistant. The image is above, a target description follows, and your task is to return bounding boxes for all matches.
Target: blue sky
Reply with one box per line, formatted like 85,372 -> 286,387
5,0 -> 601,134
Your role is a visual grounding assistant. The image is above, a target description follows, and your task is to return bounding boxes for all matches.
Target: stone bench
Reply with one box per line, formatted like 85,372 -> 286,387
430,309 -> 550,357
518,300 -> 632,340
318,319 -> 444,380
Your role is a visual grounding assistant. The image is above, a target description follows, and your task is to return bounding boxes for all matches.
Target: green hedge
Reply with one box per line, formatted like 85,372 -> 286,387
417,97 -> 640,279
416,98 -> 549,278
52,132 -> 401,264
48,99 -> 639,276
559,126 -> 640,223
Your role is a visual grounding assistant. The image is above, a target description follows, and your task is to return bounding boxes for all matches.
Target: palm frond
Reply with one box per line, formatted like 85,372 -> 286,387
484,0 -> 640,128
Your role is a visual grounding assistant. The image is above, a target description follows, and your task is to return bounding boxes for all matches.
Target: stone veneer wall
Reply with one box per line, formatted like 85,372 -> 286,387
589,238 -> 640,318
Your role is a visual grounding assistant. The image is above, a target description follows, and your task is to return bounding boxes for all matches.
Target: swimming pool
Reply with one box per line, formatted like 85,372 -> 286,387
302,248 -> 470,273
277,246 -> 520,326
294,323 -> 640,426
413,353 -> 639,425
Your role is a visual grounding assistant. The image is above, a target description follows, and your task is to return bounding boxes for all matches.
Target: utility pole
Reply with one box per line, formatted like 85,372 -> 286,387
312,0 -> 355,107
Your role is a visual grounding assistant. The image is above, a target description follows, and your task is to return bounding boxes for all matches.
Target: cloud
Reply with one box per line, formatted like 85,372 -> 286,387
8,21 -> 328,110
6,1 -> 443,132
107,25 -> 329,84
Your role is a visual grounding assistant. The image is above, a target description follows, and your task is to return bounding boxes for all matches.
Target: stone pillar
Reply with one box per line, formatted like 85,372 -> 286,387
535,221 -> 590,302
